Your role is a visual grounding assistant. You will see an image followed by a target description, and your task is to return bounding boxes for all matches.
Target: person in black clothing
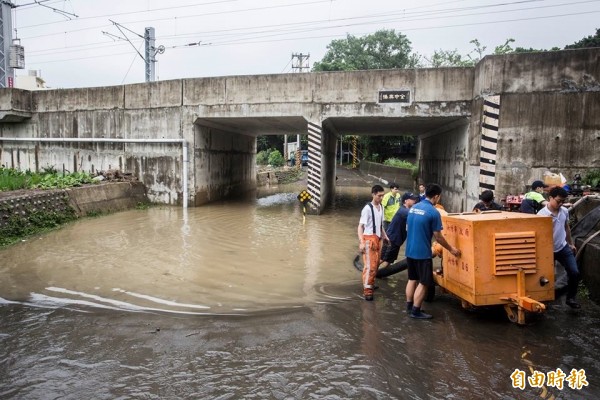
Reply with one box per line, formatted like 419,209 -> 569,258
472,190 -> 503,212
379,192 -> 420,271
520,180 -> 548,214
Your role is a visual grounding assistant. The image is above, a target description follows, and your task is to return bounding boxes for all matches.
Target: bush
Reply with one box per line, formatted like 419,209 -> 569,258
383,158 -> 416,169
257,148 -> 285,167
268,150 -> 285,167
583,169 -> 600,188
0,167 -> 94,191
383,158 -> 419,180
256,150 -> 270,165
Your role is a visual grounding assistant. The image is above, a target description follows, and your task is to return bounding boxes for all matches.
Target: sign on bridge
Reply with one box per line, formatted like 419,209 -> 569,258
378,90 -> 410,103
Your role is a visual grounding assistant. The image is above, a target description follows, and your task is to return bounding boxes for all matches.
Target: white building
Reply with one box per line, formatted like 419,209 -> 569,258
14,70 -> 48,90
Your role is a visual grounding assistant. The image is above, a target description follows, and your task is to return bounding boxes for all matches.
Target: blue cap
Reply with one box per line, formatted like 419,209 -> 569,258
401,192 -> 420,203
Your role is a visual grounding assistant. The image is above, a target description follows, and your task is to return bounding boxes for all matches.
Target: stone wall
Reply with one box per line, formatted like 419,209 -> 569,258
0,182 -> 148,229
0,189 -> 71,228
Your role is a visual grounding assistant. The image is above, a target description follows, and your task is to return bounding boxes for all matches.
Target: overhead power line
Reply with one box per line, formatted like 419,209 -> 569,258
17,0 -> 333,34
21,0 -> 599,63
20,0 -> 599,45
24,8 -> 600,66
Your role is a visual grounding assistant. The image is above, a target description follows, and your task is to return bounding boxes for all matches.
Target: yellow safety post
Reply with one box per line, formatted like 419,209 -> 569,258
297,190 -> 312,224
295,149 -> 301,170
352,136 -> 357,169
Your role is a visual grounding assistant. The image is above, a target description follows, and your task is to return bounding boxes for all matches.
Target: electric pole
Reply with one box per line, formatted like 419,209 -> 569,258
291,53 -> 310,73
1,0 -> 77,88
0,1 -> 15,88
105,21 -> 164,83
144,27 -> 156,82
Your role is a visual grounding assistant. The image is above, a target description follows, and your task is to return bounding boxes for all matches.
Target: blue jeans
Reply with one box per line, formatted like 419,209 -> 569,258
554,245 -> 580,299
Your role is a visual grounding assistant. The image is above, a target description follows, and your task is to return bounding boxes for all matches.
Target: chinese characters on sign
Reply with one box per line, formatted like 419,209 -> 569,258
378,90 -> 410,103
510,368 -> 588,391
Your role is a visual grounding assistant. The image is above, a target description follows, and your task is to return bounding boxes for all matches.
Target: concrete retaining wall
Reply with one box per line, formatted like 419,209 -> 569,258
0,182 -> 148,229
0,189 -> 71,228
358,161 -> 414,190
66,182 -> 148,216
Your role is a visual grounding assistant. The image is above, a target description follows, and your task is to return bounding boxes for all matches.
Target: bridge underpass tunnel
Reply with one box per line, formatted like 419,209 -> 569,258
192,116 -> 309,207
323,116 -> 470,213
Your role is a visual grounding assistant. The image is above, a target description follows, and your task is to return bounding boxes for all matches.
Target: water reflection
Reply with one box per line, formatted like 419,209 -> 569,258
0,184 -> 363,315
1,181 -> 599,399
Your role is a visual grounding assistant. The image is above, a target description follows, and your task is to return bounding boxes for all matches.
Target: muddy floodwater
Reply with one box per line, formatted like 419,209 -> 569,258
1,180 -> 599,399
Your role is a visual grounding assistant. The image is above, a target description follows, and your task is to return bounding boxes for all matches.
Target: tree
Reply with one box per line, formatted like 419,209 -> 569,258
267,150 -> 285,167
513,46 -> 560,53
312,29 -> 420,71
493,38 -> 515,55
422,38 -> 556,68
468,39 -> 487,63
565,28 -> 600,49
422,39 -> 487,68
425,49 -> 474,67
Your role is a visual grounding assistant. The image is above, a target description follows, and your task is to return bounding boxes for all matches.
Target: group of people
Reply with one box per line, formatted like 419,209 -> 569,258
357,179 -> 582,319
473,182 -> 580,308
357,183 -> 460,319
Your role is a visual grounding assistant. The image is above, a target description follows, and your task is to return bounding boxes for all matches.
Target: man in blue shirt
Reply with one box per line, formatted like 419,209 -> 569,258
405,184 -> 461,319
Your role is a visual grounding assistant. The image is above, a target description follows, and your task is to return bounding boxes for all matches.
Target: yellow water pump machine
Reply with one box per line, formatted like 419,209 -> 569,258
434,211 -> 555,325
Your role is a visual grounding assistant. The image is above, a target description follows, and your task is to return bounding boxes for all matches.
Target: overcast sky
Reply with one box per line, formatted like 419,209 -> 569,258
11,0 -> 600,88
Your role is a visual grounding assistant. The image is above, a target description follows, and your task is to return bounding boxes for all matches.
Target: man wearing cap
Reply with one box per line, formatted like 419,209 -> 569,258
520,180 -> 548,214
379,192 -> 420,272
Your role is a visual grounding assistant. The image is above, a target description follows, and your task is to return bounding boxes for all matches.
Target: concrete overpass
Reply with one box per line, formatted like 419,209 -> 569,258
1,48 -> 599,213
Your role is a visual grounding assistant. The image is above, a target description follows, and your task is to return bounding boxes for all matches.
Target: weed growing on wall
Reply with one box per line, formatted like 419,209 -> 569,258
383,158 -> 419,180
0,208 -> 77,247
0,167 -> 94,191
135,202 -> 151,210
583,169 -> 600,188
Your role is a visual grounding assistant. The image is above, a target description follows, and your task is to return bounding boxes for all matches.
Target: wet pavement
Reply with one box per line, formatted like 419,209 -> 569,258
1,167 -> 599,399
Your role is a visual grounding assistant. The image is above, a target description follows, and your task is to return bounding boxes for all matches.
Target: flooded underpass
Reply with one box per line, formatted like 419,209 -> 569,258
1,177 -> 599,399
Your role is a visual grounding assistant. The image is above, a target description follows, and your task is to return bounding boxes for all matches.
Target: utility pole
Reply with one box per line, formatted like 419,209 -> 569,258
106,21 -> 164,83
1,1 -> 77,88
291,53 -> 310,73
0,1 -> 15,88
144,27 -> 156,82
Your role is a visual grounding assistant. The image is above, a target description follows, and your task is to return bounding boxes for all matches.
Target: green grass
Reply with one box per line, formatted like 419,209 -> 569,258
383,158 -> 419,179
0,167 -> 94,191
383,158 -> 416,169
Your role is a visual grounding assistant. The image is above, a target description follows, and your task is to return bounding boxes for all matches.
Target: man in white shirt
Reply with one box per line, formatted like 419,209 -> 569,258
537,187 -> 581,308
357,185 -> 390,301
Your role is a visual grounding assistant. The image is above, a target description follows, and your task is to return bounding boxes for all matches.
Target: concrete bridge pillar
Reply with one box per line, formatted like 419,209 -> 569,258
306,122 -> 322,211
307,121 -> 338,214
